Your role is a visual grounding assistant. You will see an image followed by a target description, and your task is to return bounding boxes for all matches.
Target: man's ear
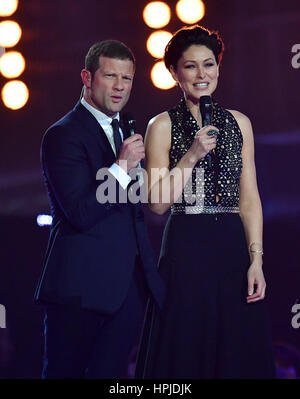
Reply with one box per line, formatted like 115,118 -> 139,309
81,69 -> 92,88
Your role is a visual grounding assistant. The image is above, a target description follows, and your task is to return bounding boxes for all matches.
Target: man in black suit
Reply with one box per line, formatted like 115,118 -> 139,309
35,40 -> 164,378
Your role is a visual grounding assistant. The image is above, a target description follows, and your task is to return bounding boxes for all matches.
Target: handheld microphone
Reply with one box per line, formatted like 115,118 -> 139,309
123,112 -> 137,137
122,112 -> 144,185
199,95 -> 213,168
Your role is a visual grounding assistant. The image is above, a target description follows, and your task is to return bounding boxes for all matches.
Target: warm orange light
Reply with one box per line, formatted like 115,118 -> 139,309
151,61 -> 176,90
0,20 -> 22,47
146,31 -> 172,59
176,0 -> 205,24
1,80 -> 29,110
0,51 -> 25,78
143,1 -> 171,29
0,0 -> 18,17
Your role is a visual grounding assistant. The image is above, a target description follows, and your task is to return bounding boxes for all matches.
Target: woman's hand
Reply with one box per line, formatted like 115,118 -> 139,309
246,262 -> 266,303
187,125 -> 219,163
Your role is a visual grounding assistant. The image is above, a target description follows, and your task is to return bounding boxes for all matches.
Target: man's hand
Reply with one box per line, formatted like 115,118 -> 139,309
116,134 -> 145,173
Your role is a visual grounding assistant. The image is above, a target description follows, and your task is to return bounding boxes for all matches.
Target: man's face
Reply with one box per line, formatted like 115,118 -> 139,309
82,56 -> 134,117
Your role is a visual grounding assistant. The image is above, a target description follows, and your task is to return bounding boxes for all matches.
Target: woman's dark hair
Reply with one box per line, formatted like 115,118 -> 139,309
85,40 -> 135,77
164,25 -> 224,71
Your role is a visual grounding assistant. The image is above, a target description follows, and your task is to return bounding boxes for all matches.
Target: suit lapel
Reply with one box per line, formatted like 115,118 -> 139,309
72,101 -> 116,160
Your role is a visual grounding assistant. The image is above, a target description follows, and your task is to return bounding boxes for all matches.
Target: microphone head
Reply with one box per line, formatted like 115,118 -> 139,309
199,95 -> 212,111
199,96 -> 212,126
122,112 -> 136,135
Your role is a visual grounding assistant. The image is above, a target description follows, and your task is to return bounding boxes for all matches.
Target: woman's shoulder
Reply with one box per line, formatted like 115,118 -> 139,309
226,109 -> 253,137
148,111 -> 171,130
226,109 -> 251,126
145,111 -> 171,150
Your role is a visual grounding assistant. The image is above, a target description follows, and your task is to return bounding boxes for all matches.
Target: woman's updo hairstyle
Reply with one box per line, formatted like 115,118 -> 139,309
164,25 -> 224,71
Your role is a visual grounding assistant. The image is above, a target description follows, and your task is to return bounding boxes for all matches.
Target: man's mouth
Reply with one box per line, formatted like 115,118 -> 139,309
111,95 -> 123,103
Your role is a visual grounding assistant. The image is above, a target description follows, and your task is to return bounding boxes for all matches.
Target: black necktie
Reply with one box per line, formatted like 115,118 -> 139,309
111,119 -> 122,157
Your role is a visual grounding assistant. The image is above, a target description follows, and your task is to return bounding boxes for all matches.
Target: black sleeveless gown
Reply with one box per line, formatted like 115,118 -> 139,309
135,99 -> 275,379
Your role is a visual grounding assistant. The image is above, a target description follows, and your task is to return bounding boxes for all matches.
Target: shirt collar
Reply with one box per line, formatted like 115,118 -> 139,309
81,97 -> 120,125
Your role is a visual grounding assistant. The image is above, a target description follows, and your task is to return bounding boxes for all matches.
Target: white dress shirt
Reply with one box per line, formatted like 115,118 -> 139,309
81,97 -> 131,189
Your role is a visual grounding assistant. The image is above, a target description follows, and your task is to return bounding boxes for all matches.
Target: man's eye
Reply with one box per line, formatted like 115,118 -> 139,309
123,77 -> 132,81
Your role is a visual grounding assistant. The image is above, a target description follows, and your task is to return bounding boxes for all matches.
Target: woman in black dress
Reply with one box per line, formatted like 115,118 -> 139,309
135,25 -> 275,379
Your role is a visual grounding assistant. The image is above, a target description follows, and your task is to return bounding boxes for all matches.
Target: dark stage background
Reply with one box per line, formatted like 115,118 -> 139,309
0,0 -> 299,378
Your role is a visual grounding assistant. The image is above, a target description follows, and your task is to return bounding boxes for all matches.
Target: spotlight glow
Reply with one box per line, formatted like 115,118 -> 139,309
143,1 -> 171,29
151,61 -> 176,90
0,20 -> 22,47
1,80 -> 29,110
0,51 -> 25,78
176,0 -> 205,24
0,0 -> 18,17
146,30 -> 172,59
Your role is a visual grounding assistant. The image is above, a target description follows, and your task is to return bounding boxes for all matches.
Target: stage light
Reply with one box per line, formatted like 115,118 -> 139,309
176,0 -> 205,24
0,0 -> 18,17
146,30 -> 172,59
0,20 -> 22,48
143,1 -> 171,29
1,80 -> 29,110
37,214 -> 53,227
151,61 -> 176,90
0,51 -> 25,78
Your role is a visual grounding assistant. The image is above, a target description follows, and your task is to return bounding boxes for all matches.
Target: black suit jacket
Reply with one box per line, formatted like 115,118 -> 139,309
34,102 -> 164,314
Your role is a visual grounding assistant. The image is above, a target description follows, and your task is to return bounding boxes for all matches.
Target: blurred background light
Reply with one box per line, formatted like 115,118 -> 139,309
0,20 -> 22,48
176,0 -> 205,24
1,80 -> 29,110
151,60 -> 176,90
0,45 -> 5,56
36,214 -> 53,227
143,1 -> 171,29
0,50 -> 25,78
0,0 -> 18,17
146,30 -> 172,59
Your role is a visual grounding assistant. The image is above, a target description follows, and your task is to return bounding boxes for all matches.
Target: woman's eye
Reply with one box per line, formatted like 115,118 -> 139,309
205,63 -> 214,67
185,64 -> 195,69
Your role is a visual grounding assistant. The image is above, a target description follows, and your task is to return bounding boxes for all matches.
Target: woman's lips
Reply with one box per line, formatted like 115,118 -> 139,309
193,82 -> 209,90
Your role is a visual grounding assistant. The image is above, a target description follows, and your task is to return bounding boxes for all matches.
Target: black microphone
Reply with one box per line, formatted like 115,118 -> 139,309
122,112 -> 144,184
199,95 -> 213,168
122,112 -> 137,137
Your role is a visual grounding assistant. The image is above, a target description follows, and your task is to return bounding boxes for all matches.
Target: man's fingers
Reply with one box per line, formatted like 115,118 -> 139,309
124,133 -> 143,143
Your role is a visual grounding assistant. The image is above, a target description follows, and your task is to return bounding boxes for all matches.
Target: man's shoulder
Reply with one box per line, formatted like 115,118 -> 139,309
44,103 -> 85,140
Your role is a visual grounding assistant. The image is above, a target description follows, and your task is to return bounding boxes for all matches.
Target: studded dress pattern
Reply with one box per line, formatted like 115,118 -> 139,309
168,98 -> 243,214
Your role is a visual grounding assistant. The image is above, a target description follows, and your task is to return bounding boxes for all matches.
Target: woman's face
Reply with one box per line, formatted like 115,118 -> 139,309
170,44 -> 219,102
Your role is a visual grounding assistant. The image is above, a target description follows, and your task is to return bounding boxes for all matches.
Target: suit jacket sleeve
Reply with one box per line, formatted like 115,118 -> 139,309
42,125 -> 122,232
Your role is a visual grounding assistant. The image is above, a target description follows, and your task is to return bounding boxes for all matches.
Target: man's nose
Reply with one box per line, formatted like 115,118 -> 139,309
113,76 -> 124,91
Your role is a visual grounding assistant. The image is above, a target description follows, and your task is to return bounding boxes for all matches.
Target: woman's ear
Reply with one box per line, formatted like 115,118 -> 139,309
169,65 -> 178,84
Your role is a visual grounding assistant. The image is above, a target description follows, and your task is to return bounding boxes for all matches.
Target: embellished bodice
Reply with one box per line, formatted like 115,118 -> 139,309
168,98 -> 243,214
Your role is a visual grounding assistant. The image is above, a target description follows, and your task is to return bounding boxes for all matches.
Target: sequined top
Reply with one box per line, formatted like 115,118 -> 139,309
168,98 -> 243,214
